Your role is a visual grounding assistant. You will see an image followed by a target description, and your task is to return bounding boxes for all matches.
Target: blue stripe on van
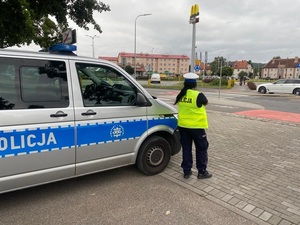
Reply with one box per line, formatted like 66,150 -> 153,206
0,117 -> 177,158
148,116 -> 177,130
0,125 -> 75,158
76,119 -> 147,147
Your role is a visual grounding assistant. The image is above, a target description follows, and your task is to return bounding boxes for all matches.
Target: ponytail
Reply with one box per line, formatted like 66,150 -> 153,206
174,82 -> 197,105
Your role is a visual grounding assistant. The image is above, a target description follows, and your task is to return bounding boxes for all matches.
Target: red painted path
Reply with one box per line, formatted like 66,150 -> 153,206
234,109 -> 300,123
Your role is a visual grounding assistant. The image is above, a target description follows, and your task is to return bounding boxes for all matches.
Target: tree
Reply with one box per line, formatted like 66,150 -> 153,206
0,0 -> 110,48
210,56 -> 227,74
219,66 -> 233,77
238,71 -> 248,79
124,65 -> 134,75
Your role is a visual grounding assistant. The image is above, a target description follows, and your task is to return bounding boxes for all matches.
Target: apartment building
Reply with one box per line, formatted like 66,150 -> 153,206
116,52 -> 190,76
261,57 -> 300,79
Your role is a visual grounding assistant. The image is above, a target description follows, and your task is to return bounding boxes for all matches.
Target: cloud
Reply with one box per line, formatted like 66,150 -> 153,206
10,0 -> 300,63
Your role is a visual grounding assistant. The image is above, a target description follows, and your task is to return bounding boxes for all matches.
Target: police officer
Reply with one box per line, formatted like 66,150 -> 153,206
174,73 -> 212,179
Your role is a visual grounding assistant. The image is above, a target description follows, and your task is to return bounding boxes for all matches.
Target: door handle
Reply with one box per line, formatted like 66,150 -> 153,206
50,111 -> 68,117
81,110 -> 97,116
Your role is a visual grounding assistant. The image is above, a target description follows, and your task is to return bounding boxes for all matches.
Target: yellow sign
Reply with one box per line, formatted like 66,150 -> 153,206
190,4 -> 199,18
195,60 -> 201,65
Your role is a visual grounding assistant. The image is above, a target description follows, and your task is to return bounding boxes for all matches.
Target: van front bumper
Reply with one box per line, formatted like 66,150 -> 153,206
171,127 -> 181,156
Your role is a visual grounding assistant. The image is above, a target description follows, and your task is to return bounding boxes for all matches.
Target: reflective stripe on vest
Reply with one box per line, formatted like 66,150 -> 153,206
178,89 -> 208,129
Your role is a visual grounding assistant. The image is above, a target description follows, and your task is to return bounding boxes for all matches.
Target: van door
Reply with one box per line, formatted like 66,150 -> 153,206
0,57 -> 75,193
70,61 -> 148,175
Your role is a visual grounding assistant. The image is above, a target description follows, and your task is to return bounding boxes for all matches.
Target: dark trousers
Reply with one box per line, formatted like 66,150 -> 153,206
179,127 -> 209,174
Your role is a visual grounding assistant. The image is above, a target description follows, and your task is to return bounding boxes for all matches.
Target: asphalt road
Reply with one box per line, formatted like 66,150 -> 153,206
0,166 -> 256,225
143,85 -> 299,114
1,83 -> 299,225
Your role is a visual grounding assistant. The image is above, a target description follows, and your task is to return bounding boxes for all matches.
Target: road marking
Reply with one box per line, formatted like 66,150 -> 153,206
234,109 -> 300,123
210,104 -> 239,109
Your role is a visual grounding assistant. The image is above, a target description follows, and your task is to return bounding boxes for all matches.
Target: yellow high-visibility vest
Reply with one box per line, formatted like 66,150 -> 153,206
178,89 -> 208,129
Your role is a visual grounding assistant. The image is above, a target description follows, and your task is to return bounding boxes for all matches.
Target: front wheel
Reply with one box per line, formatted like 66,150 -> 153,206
136,136 -> 171,175
258,86 -> 267,94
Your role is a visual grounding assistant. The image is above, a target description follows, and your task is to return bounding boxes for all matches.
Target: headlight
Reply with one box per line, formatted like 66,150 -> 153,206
173,113 -> 178,120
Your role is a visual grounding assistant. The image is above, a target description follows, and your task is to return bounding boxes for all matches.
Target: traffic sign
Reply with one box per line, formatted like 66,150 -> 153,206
297,63 -> 300,68
146,64 -> 152,71
62,29 -> 77,44
194,65 -> 200,71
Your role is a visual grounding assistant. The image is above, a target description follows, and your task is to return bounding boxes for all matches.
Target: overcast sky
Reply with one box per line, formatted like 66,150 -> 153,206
15,0 -> 300,63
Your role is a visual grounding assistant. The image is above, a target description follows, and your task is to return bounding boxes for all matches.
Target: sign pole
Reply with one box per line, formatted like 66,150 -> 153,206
189,4 -> 199,73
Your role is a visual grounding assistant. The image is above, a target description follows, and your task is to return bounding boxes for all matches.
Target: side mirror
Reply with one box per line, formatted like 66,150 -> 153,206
136,93 -> 152,107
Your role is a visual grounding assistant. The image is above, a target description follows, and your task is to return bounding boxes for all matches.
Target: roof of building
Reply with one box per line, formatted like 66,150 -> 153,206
233,60 -> 250,69
98,56 -> 118,62
263,57 -> 300,68
199,61 -> 211,70
118,52 -> 189,60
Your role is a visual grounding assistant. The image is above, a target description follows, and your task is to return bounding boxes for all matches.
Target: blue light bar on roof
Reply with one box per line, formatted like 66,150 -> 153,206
49,44 -> 77,52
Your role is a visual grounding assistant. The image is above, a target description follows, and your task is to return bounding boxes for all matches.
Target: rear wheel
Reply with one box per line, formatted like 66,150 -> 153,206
258,86 -> 267,94
136,136 -> 171,175
293,88 -> 300,96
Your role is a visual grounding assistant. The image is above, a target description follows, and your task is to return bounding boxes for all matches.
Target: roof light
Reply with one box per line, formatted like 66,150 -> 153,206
49,44 -> 77,55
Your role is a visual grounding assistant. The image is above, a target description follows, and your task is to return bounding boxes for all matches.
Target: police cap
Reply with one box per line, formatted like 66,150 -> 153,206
183,73 -> 199,83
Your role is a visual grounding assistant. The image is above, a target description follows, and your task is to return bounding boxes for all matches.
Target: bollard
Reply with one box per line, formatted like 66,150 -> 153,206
228,79 -> 232,88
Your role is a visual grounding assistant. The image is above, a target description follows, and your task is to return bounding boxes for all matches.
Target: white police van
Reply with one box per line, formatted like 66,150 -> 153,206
0,44 -> 180,194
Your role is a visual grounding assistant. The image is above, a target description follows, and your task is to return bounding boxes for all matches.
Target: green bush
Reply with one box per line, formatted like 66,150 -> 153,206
247,81 -> 257,90
210,78 -> 220,85
210,78 -> 228,86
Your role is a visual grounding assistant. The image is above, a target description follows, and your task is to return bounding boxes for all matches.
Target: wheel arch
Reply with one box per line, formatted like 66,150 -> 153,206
133,125 -> 180,163
292,87 -> 300,95
146,125 -> 180,156
258,86 -> 267,94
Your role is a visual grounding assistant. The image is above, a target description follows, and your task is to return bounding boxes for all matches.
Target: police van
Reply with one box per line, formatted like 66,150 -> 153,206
0,45 -> 180,194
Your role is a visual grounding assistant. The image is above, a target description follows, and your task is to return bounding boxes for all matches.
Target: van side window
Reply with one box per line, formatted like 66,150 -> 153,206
0,58 -> 69,110
76,63 -> 137,107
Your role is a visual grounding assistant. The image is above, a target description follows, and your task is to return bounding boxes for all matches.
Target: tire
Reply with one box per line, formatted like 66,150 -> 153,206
293,88 -> 300,96
136,136 -> 171,175
258,86 -> 267,94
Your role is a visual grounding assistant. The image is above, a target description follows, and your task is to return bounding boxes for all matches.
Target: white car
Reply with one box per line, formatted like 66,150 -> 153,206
150,73 -> 161,84
257,79 -> 300,95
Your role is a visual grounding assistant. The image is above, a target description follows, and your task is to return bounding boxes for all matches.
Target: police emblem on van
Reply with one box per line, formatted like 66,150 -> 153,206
110,125 -> 124,138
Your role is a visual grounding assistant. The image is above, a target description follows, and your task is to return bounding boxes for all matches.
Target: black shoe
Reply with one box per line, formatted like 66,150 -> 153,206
197,171 -> 212,179
184,171 -> 192,179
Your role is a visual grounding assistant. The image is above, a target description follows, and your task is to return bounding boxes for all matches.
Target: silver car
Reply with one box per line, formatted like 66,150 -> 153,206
0,47 -> 181,194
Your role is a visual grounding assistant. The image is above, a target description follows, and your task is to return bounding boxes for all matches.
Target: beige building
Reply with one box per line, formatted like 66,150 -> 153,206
232,60 -> 253,77
116,52 -> 190,76
98,56 -> 118,64
261,57 -> 300,79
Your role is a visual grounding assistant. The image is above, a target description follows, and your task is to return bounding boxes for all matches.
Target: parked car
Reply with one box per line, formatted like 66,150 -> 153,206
150,73 -> 161,84
256,79 -> 300,95
211,75 -> 220,79
231,75 -> 239,79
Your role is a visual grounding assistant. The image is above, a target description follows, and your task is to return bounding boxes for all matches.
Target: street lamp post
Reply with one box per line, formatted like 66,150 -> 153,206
86,35 -> 99,58
218,51 -> 226,99
151,48 -> 154,74
134,13 -> 151,79
218,61 -> 223,99
285,51 -> 293,79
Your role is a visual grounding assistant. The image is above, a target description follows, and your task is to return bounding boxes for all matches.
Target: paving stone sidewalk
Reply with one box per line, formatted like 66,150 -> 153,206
161,110 -> 300,225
